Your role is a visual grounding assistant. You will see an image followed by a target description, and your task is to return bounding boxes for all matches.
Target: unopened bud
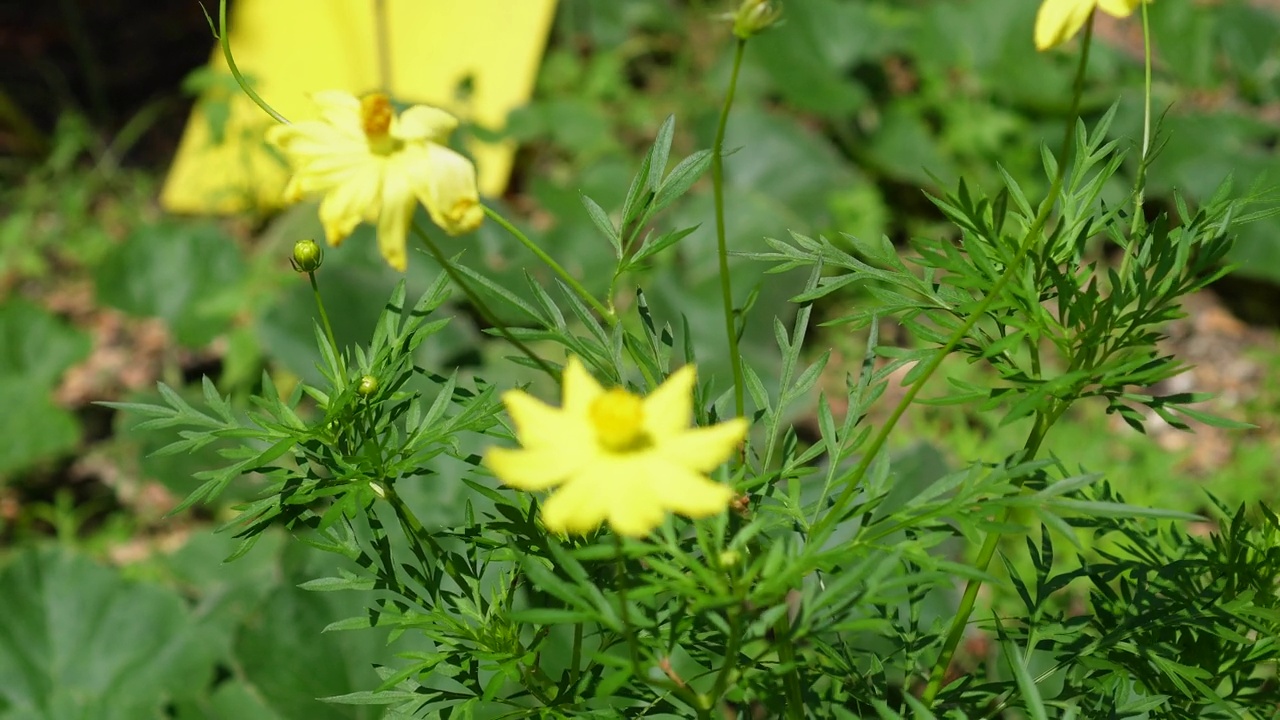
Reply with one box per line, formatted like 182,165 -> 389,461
291,239 -> 323,272
718,550 -> 742,568
734,0 -> 782,39
357,375 -> 379,396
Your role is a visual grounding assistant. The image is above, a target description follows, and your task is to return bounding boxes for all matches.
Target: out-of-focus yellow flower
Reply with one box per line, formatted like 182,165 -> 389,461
266,91 -> 483,271
486,357 -> 747,537
1035,0 -> 1143,51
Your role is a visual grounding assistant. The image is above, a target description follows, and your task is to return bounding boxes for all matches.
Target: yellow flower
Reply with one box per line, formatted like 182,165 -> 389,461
486,357 -> 748,537
1034,0 -> 1143,51
266,91 -> 483,271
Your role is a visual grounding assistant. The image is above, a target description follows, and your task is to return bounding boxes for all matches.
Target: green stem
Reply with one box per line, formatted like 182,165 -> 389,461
379,482 -> 435,591
411,222 -> 558,381
773,613 -> 805,719
569,622 -> 583,692
613,534 -> 641,673
712,39 -> 749,420
215,0 -> 288,124
307,270 -> 345,376
1139,2 -> 1153,169
482,205 -> 617,324
1122,1 -> 1155,277
920,405 -> 1062,703
918,19 -> 1098,706
812,19 -> 1095,545
612,534 -> 708,715
708,579 -> 749,714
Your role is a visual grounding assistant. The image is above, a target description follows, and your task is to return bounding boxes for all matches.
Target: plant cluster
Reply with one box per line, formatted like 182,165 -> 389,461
112,0 -> 1280,717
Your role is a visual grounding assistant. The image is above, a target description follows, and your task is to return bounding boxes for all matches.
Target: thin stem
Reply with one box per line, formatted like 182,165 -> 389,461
380,482 -> 436,584
1139,2 -> 1152,166
569,622 -> 583,691
373,0 -> 393,93
813,19 -> 1095,545
612,534 -> 708,715
773,613 -> 806,719
1122,0 -> 1156,276
712,39 -> 749,421
482,205 -> 616,324
920,405 -> 1062,703
918,19 -> 1097,705
215,0 -> 288,124
709,612 -> 742,702
613,533 -> 641,673
411,222 -> 558,381
307,271 -> 344,375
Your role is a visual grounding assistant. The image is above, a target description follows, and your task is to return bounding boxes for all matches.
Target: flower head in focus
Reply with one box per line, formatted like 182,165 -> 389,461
266,91 -> 483,271
485,357 -> 747,537
1035,0 -> 1143,51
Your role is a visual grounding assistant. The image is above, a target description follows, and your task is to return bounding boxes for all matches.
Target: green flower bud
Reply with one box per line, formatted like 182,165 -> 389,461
357,375 -> 379,396
733,0 -> 782,39
291,239 -> 323,272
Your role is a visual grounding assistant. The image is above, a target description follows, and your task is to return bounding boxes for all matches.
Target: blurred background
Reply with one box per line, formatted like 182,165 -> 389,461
1,0 -> 1278,716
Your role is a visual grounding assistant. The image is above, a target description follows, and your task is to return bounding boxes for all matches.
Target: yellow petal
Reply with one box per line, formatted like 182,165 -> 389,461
648,461 -> 735,519
1097,0 -> 1140,18
1035,0 -> 1096,50
540,474 -> 615,536
281,175 -> 306,203
267,121 -> 370,205
395,105 -> 459,143
608,497 -> 667,537
642,365 -> 695,440
269,121 -> 362,159
562,356 -> 605,419
311,90 -> 363,134
598,460 -> 668,537
656,418 -> 748,472
418,144 -> 483,236
501,389 -> 591,451
264,122 -> 293,149
317,163 -> 382,246
485,447 -> 582,491
376,155 -> 417,271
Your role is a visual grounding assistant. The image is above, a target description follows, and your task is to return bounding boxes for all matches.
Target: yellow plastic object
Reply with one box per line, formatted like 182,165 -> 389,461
161,0 -> 557,214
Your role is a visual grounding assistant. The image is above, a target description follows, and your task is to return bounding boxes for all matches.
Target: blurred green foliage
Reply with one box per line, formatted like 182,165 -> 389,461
0,300 -> 90,477
0,533 -> 405,719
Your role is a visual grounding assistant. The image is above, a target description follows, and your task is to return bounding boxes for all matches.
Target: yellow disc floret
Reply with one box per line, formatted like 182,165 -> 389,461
589,388 -> 650,452
360,93 -> 394,139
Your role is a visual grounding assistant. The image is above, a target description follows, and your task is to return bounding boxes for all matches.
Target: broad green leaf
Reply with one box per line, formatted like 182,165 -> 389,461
0,547 -> 220,720
0,298 -> 91,387
233,583 -> 388,720
0,379 -> 81,478
94,221 -> 247,347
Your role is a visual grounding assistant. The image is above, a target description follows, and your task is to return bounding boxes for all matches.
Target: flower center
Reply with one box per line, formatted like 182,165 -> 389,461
589,388 -> 651,453
360,93 -> 397,154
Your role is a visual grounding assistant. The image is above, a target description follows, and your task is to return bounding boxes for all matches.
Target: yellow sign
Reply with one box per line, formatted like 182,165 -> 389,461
162,0 -> 557,214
